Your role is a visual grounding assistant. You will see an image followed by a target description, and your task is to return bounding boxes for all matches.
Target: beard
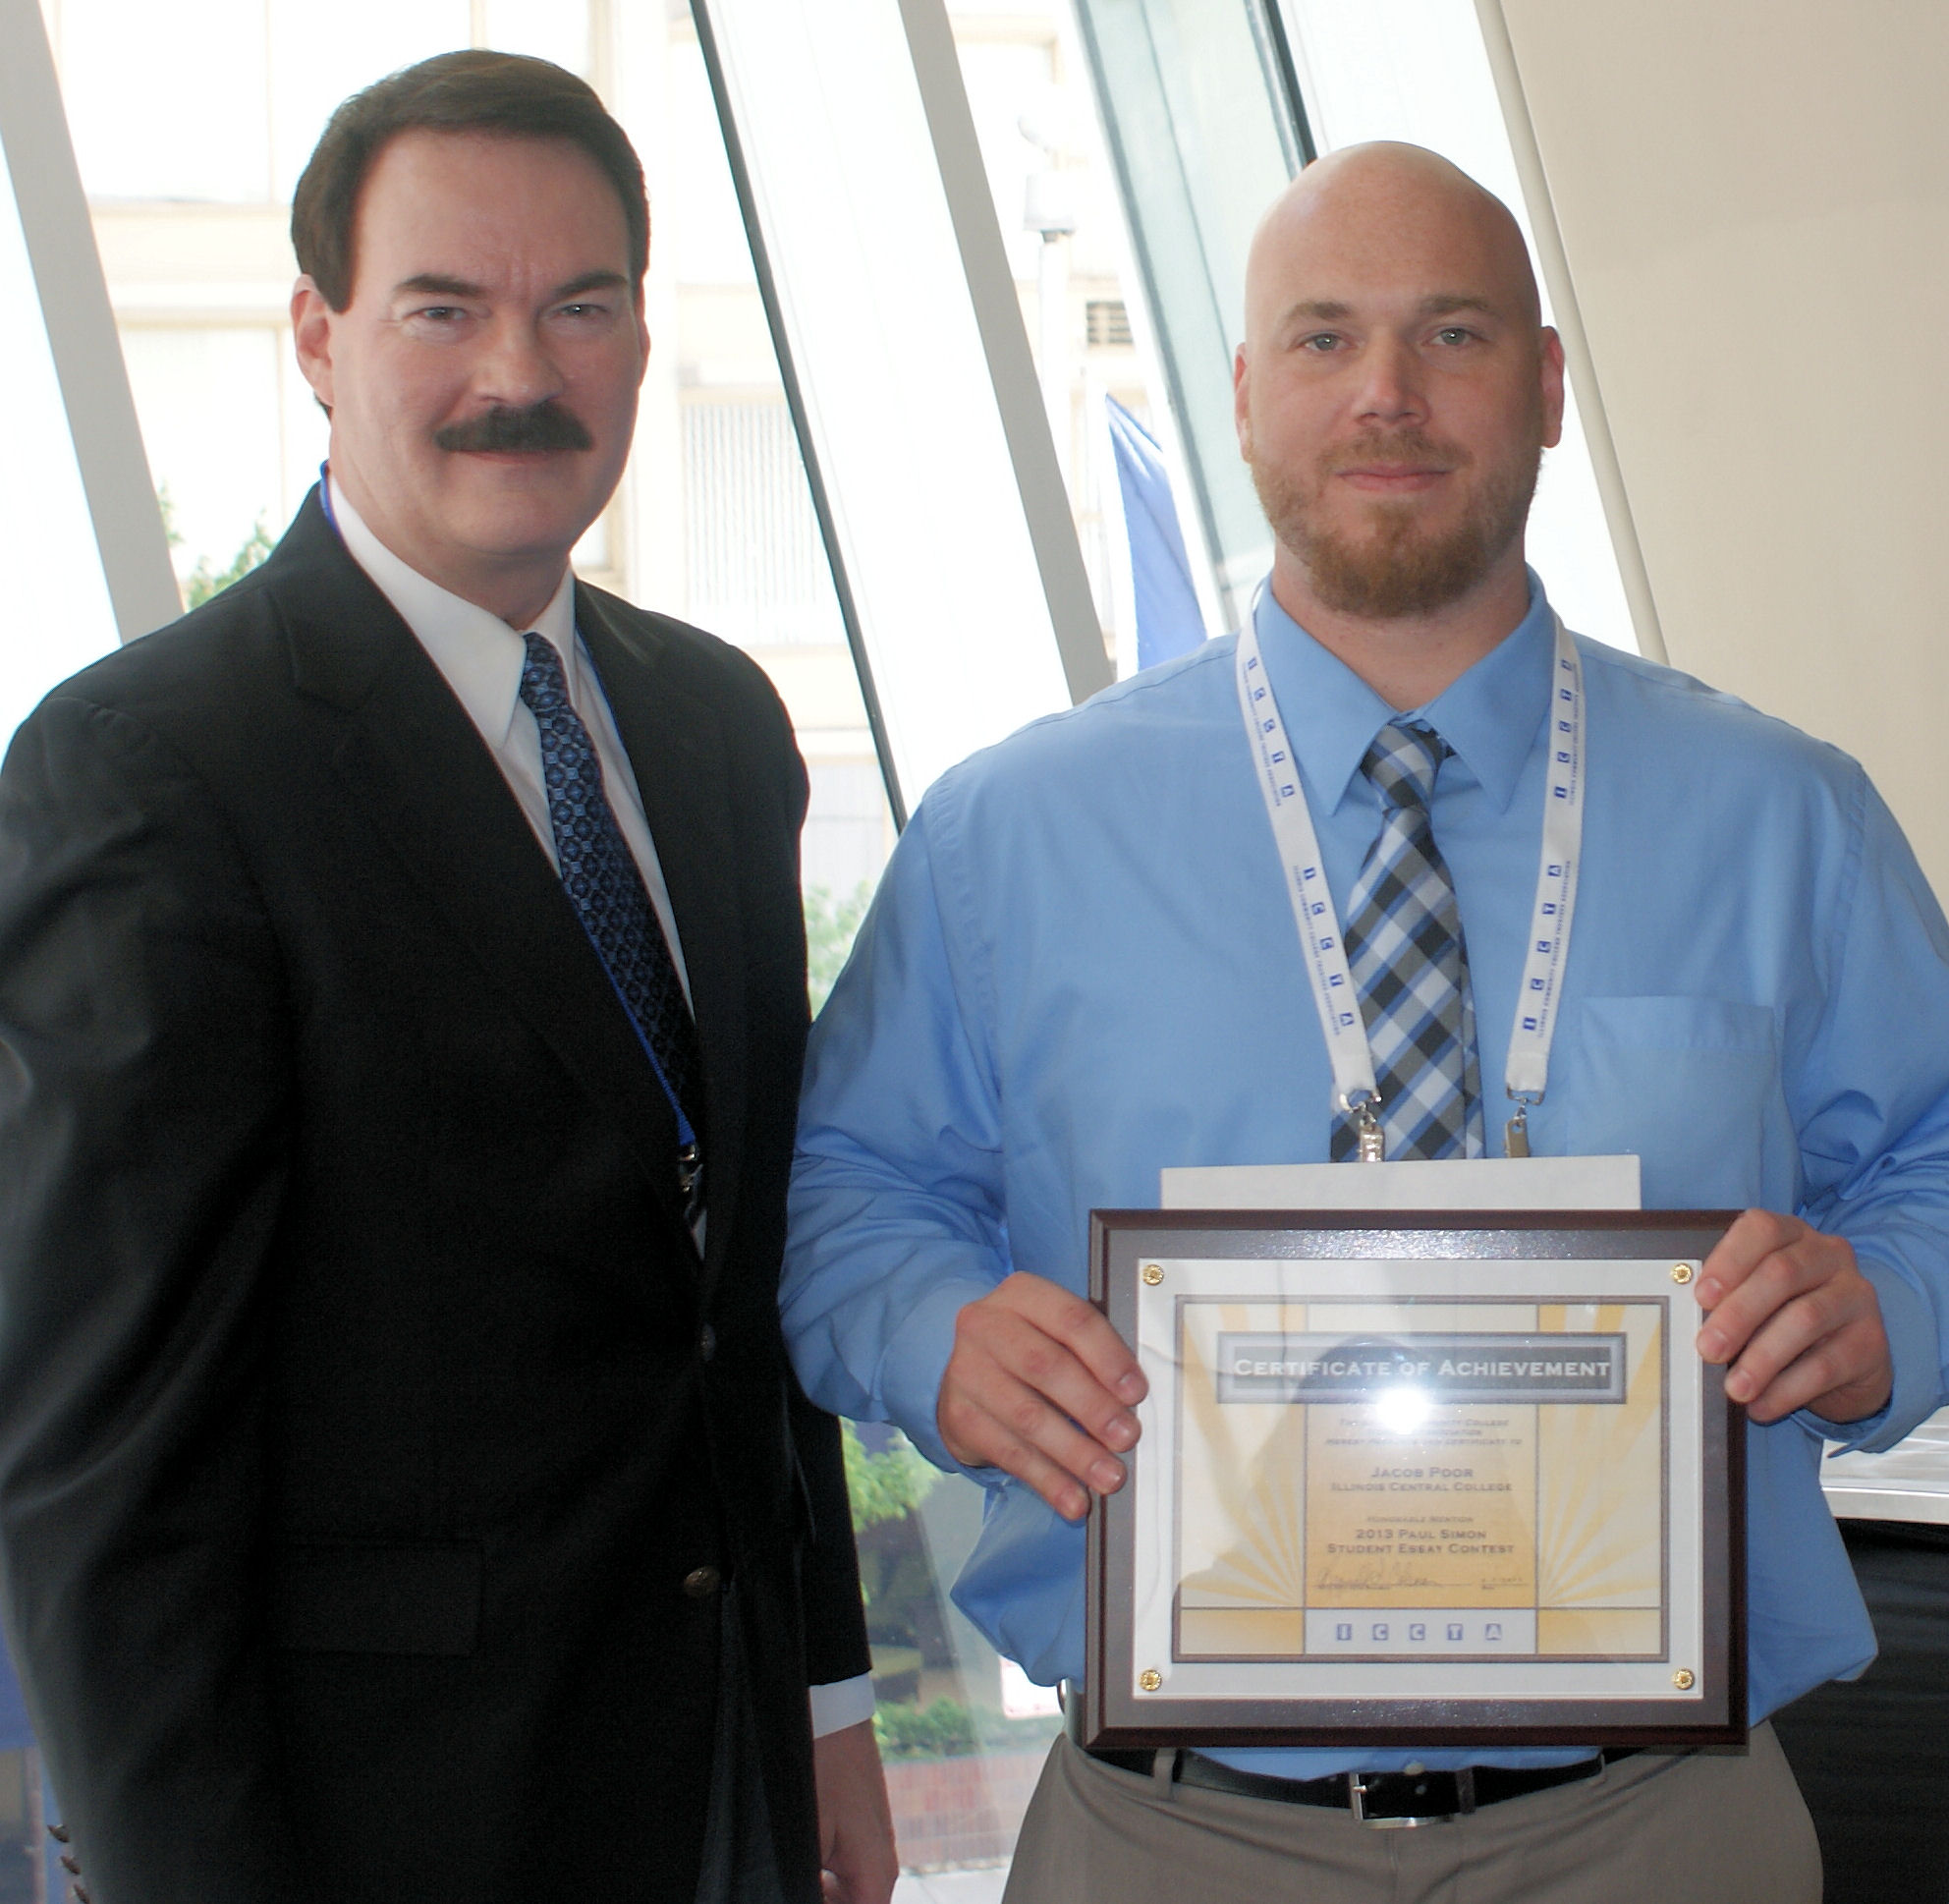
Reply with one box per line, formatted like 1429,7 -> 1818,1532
1253,425 -> 1541,620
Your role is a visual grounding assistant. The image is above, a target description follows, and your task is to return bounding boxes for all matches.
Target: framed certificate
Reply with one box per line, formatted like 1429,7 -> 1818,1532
1082,1210 -> 1745,1750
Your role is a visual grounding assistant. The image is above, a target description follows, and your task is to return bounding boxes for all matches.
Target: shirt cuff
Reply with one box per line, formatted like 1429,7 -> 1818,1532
876,1274 -> 1004,1479
808,1672 -> 876,1739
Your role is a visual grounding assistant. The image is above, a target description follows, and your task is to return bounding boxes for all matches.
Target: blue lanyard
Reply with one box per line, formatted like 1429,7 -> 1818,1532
584,922 -> 702,1158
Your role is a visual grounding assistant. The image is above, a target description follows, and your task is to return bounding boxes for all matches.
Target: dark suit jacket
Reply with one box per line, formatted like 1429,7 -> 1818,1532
0,493 -> 869,1903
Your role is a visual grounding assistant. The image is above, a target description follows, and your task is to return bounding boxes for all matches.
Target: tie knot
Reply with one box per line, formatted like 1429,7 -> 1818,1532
518,631 -> 570,717
1362,720 -> 1445,812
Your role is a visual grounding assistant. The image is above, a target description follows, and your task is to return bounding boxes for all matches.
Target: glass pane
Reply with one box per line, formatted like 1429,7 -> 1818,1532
662,37 -> 758,285
690,0 -> 1089,812
622,9 -> 896,914
942,2 -> 1218,678
954,33 -> 1059,289
268,0 -> 472,201
0,122 -> 117,752
680,398 -> 844,649
1071,0 -> 1303,622
804,757 -> 892,900
482,0 -> 590,76
52,0 -> 271,203
848,1440 -> 1060,1893
121,326 -> 285,600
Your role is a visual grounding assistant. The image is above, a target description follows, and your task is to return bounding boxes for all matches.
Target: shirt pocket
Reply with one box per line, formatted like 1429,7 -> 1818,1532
1561,996 -> 1793,1208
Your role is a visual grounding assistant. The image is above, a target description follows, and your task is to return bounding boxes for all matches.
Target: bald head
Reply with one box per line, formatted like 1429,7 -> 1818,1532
1245,142 -> 1541,349
1232,142 -> 1564,657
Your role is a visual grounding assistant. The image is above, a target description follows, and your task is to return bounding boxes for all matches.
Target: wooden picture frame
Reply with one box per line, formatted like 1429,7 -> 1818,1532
1081,1210 -> 1746,1750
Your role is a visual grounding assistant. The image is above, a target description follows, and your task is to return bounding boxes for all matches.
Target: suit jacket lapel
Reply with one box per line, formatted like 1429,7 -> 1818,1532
269,496 -> 696,1249
579,588 -> 750,1289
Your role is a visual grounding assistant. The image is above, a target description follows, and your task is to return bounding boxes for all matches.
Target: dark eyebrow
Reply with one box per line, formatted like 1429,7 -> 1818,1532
1278,294 -> 1505,326
552,270 -> 631,300
1282,299 -> 1352,324
390,270 -> 631,302
395,273 -> 483,300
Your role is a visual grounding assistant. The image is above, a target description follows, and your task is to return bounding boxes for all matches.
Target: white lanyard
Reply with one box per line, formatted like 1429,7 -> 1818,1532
1234,606 -> 1585,1158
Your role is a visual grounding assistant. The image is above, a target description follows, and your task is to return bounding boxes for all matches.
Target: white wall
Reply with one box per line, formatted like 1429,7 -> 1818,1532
1484,0 -> 1949,897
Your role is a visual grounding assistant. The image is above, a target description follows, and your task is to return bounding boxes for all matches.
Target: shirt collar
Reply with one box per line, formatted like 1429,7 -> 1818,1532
1252,571 -> 1556,815
324,470 -> 580,747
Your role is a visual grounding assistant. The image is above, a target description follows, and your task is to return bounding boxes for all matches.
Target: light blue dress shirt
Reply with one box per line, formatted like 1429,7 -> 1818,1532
783,578 -> 1949,1776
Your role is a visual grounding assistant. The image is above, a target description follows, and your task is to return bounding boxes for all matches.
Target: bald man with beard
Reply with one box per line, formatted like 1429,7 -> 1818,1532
779,143 -> 1949,1902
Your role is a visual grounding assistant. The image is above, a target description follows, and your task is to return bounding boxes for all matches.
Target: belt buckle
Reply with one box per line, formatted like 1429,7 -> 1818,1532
1348,1766 -> 1474,1828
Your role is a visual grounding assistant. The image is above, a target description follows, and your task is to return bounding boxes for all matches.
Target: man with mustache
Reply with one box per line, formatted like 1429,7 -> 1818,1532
434,400 -> 597,455
780,142 -> 1949,1901
0,50 -> 892,1904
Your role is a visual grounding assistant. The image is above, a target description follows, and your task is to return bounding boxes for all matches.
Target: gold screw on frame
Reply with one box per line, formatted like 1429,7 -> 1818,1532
1672,1669 -> 1696,1691
1139,1669 -> 1162,1692
1671,1263 -> 1696,1285
1142,1263 -> 1164,1287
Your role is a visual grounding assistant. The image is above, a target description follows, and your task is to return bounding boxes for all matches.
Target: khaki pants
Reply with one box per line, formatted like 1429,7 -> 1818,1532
1003,1726 -> 1819,1904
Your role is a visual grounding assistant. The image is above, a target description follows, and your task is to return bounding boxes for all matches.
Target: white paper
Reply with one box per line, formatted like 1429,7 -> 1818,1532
1159,1154 -> 1641,1212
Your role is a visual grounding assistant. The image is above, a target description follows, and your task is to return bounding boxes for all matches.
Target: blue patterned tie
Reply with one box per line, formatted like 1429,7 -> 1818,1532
1330,720 -> 1484,1161
518,632 -> 706,1208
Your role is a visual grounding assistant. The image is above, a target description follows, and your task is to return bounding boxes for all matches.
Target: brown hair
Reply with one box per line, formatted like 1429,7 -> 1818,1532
291,50 -> 648,311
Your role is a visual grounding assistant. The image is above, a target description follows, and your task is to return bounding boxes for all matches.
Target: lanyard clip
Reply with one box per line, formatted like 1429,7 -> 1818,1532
1342,1092 -> 1385,1164
678,1141 -> 704,1221
1504,1092 -> 1539,1160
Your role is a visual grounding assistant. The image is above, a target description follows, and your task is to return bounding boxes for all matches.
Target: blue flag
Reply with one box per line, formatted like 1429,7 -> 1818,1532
1107,397 -> 1204,669
0,1637 -> 29,1751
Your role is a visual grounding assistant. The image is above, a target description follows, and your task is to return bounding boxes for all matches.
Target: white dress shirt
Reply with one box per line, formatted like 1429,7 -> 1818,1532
326,475 -> 874,1741
327,476 -> 691,1002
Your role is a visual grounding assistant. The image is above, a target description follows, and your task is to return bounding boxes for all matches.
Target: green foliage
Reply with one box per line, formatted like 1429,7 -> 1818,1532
855,1527 -> 933,1621
804,881 -> 873,1016
870,1695 -> 1063,1761
842,1421 -> 938,1534
184,520 -> 274,609
156,485 -> 275,611
873,1696 -> 976,1760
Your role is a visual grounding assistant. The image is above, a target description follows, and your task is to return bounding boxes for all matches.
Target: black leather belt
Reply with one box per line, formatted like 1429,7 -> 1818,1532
1083,1743 -> 1640,1827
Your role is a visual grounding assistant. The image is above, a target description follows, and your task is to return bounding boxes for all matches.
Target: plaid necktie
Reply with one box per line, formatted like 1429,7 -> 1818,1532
1330,719 -> 1484,1161
518,632 -> 706,1207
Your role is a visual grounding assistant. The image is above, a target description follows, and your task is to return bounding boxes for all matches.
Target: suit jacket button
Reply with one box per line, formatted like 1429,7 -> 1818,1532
683,1565 -> 722,1598
698,1323 -> 716,1363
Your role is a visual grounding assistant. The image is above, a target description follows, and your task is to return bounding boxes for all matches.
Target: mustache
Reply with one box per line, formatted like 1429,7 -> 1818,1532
433,402 -> 593,454
1327,426 -> 1469,474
